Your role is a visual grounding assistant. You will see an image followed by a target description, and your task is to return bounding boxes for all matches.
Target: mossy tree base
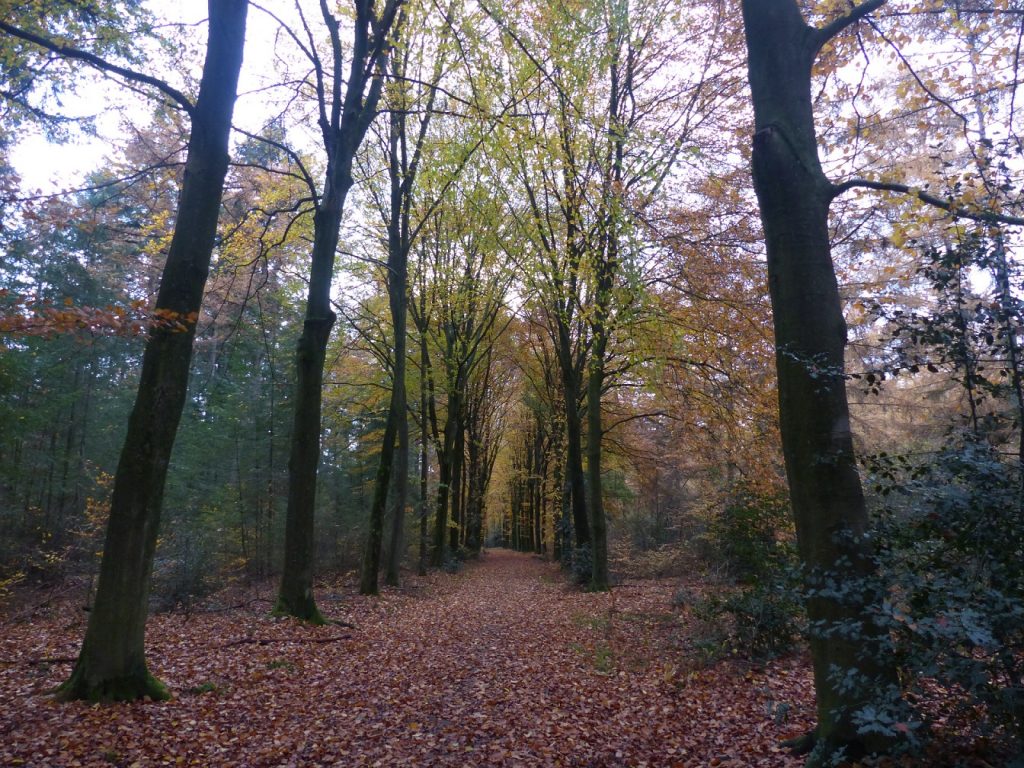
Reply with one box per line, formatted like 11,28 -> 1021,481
272,595 -> 327,625
56,665 -> 170,703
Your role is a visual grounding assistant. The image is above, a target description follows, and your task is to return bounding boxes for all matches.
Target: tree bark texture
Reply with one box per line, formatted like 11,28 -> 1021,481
58,0 -> 247,701
557,343 -> 590,549
741,0 -> 896,761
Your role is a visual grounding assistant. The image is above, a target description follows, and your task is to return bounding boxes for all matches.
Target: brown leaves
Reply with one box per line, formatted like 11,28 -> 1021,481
0,292 -> 199,338
0,551 -> 989,766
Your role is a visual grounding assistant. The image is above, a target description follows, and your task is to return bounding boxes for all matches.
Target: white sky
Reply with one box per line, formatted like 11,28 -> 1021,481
10,0 -> 275,193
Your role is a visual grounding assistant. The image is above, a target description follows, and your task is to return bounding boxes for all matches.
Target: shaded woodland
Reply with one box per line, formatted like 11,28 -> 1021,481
2,0 -> 1024,765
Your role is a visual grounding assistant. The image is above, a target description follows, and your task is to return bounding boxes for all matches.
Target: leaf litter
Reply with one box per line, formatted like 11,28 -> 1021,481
0,550 -> 989,766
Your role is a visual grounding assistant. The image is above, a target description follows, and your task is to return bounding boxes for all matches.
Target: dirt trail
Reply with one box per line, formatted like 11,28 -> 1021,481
0,550 -> 812,767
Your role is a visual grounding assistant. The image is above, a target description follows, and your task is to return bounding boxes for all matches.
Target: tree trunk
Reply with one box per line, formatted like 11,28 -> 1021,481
431,420 -> 453,566
275,191 -> 345,622
276,0 -> 396,617
385,396 -> 409,585
465,437 -> 482,554
361,200 -> 401,593
360,390 -> 398,594
741,0 -> 896,761
431,369 -> 461,565
57,0 -> 247,702
418,329 -> 430,576
585,352 -> 609,590
558,353 -> 590,548
448,420 -> 464,553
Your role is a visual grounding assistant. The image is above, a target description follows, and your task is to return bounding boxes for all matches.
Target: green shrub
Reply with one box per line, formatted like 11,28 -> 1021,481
691,482 -> 803,660
864,438 -> 1024,757
693,575 -> 804,661
571,544 -> 592,586
708,482 -> 794,584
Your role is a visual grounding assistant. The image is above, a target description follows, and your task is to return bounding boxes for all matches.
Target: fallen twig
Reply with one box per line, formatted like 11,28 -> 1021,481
218,635 -> 351,649
0,656 -> 76,666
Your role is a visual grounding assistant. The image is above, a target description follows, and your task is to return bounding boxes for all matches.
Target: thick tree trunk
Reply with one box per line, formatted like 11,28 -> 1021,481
741,0 -> 896,762
585,356 -> 609,590
360,237 -> 399,593
552,423 -> 566,562
448,421 -> 464,553
418,329 -> 430,576
465,435 -> 483,554
275,0 -> 397,620
57,0 -> 247,702
360,391 -> 398,594
431,375 -> 462,565
558,356 -> 590,548
431,423 -> 453,566
275,189 -> 347,622
366,95 -> 412,592
384,399 -> 409,584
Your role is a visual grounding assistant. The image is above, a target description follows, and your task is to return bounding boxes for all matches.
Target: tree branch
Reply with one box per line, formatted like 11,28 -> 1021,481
0,20 -> 194,115
813,0 -> 888,50
831,178 -> 1024,226
232,126 -> 320,204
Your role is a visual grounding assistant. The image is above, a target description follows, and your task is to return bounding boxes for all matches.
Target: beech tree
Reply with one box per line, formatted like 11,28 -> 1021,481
417,190 -> 512,565
1,0 -> 251,701
357,0 -> 468,592
742,0 -> 1024,761
493,0 -> 733,588
271,0 -> 404,621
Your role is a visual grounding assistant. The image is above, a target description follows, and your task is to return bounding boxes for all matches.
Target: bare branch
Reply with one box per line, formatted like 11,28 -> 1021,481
831,178 -> 1024,226
232,125 -> 320,203
0,20 -> 194,114
813,0 -> 887,51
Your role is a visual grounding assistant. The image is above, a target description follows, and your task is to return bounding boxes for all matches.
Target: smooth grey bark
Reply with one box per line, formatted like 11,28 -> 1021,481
58,0 -> 248,701
741,0 -> 896,761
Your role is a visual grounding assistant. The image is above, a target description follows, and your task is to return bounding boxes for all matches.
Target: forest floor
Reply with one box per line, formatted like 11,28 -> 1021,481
0,550 -> 996,767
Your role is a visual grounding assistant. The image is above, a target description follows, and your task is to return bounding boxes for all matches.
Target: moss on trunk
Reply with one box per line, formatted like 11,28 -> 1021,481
57,666 -> 170,703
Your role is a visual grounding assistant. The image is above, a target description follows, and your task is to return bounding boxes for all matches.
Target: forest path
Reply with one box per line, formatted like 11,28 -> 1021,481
0,550 -> 812,767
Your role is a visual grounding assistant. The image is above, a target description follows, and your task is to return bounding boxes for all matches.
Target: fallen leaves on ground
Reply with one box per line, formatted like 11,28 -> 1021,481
0,551 -> 990,766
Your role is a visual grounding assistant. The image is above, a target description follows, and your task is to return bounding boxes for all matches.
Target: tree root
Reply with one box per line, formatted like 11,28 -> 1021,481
781,729 -> 817,756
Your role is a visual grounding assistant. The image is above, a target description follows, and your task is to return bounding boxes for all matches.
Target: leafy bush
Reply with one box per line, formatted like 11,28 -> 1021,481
865,438 -> 1024,756
571,544 -> 592,586
707,482 -> 795,584
692,483 -> 803,660
693,574 -> 804,661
